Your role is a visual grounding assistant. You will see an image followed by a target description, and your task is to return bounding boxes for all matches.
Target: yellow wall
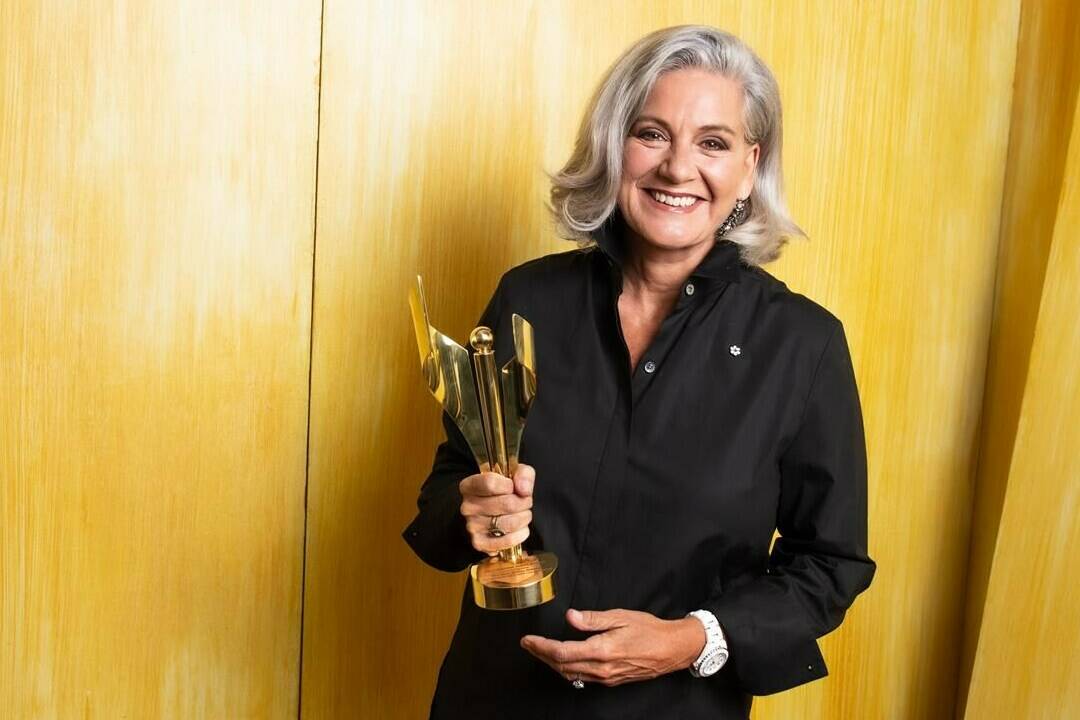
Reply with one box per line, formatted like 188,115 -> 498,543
3,1 -> 1078,718
302,1 -> 1019,718
959,1 -> 1080,713
0,1 -> 321,716
964,96 -> 1080,718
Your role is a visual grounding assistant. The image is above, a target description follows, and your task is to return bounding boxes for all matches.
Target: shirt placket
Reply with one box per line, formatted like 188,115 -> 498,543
626,278 -> 701,407
571,274 -> 703,613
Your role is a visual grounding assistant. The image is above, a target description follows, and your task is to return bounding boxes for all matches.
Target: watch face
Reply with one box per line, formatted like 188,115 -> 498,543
701,650 -> 729,676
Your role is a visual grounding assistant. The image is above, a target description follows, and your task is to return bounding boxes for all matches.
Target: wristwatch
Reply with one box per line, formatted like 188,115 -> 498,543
686,609 -> 729,678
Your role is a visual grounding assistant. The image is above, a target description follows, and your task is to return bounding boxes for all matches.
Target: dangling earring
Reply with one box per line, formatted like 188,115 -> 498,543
717,197 -> 749,239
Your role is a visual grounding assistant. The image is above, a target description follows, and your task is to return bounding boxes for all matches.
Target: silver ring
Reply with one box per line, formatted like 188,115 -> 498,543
571,677 -> 585,690
488,515 -> 504,538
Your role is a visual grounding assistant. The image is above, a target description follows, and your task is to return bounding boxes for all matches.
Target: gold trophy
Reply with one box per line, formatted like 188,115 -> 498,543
409,276 -> 557,610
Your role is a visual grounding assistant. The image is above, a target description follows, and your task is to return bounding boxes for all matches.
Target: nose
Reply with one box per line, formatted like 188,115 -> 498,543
657,139 -> 695,184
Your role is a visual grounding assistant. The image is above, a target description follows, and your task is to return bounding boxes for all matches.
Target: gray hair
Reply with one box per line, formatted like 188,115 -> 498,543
549,25 -> 804,266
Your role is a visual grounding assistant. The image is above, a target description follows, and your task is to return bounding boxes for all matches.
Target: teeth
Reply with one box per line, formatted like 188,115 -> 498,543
650,190 -> 698,207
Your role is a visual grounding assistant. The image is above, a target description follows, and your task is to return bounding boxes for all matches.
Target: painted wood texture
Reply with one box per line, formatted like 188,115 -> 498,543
301,2 -> 1021,718
964,97 -> 1080,718
959,1 -> 1080,712
0,1 -> 321,717
6,0 -> 1076,717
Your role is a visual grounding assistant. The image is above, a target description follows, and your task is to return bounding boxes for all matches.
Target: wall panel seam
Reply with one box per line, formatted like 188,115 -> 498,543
953,3 -> 1027,717
298,0 -> 329,717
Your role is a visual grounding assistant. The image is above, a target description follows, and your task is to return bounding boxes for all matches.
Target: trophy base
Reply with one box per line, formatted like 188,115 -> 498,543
469,550 -> 558,610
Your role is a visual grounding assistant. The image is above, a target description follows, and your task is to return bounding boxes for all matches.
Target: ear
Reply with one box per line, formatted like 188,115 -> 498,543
738,143 -> 760,198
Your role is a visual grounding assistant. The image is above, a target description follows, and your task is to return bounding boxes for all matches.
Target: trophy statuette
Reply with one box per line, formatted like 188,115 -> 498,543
408,276 -> 557,610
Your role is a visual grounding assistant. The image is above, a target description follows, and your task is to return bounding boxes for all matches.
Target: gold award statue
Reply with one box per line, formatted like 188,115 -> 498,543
408,276 -> 558,610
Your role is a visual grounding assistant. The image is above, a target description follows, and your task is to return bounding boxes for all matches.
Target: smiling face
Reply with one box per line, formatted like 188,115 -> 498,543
617,68 -> 759,254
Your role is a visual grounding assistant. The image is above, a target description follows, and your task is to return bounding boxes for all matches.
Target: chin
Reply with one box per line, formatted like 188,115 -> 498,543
637,226 -> 711,250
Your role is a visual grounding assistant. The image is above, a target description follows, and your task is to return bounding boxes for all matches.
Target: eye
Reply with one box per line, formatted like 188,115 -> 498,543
636,128 -> 666,142
702,137 -> 729,151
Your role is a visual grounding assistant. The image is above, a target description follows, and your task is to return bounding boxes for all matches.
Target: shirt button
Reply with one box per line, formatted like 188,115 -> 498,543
643,360 -> 657,373
684,282 -> 695,296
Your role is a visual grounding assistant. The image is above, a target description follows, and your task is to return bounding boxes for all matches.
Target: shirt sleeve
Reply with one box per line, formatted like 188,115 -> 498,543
401,278 -> 505,573
701,319 -> 876,695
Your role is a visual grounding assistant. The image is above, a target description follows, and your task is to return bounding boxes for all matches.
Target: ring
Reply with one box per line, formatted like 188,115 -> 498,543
571,677 -> 585,690
488,515 -> 505,538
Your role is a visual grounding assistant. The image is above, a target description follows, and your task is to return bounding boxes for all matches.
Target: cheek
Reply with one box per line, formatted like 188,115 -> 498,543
621,142 -> 656,183
702,162 -> 743,197
618,146 -> 648,211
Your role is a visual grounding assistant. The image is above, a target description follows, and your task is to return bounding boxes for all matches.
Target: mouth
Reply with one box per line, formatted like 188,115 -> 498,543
643,188 -> 706,212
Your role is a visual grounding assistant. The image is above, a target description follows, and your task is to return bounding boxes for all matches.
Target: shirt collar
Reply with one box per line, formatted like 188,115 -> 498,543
591,211 -> 744,286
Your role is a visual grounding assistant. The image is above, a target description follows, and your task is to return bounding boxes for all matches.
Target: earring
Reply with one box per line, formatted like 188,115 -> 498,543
716,197 -> 749,238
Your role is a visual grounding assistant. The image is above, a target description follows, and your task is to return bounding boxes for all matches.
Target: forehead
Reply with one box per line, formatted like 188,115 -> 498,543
638,68 -> 745,133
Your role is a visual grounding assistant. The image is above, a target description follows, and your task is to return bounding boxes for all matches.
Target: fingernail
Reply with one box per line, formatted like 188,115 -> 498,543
568,608 -> 580,621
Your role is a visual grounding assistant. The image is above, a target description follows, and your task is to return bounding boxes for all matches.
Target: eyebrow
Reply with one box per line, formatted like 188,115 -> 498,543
633,115 -> 737,137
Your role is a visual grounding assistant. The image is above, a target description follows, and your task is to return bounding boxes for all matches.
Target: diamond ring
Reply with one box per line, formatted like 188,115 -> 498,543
488,515 -> 504,538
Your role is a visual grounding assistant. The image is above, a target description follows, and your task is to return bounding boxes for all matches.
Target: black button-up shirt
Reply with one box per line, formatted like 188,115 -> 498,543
403,232 -> 876,719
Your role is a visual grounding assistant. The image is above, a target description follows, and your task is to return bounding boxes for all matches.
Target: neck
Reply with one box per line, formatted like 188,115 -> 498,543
621,232 -> 714,303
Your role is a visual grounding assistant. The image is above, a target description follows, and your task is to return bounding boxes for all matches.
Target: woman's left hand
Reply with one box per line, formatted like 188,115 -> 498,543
520,608 -> 706,687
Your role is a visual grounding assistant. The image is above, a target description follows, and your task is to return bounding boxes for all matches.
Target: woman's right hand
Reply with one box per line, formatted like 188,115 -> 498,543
459,463 -> 535,555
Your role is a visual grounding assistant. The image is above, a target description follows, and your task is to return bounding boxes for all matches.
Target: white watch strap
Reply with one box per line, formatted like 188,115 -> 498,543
687,609 -> 729,678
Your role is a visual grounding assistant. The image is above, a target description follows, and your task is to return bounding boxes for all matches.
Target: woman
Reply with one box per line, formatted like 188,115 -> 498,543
404,25 -> 875,719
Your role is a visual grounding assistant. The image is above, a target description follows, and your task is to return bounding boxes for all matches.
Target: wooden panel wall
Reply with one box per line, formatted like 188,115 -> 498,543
0,1 -> 321,717
958,0 -> 1080,712
964,96 -> 1080,718
301,1 -> 1020,718
7,0 -> 1075,717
